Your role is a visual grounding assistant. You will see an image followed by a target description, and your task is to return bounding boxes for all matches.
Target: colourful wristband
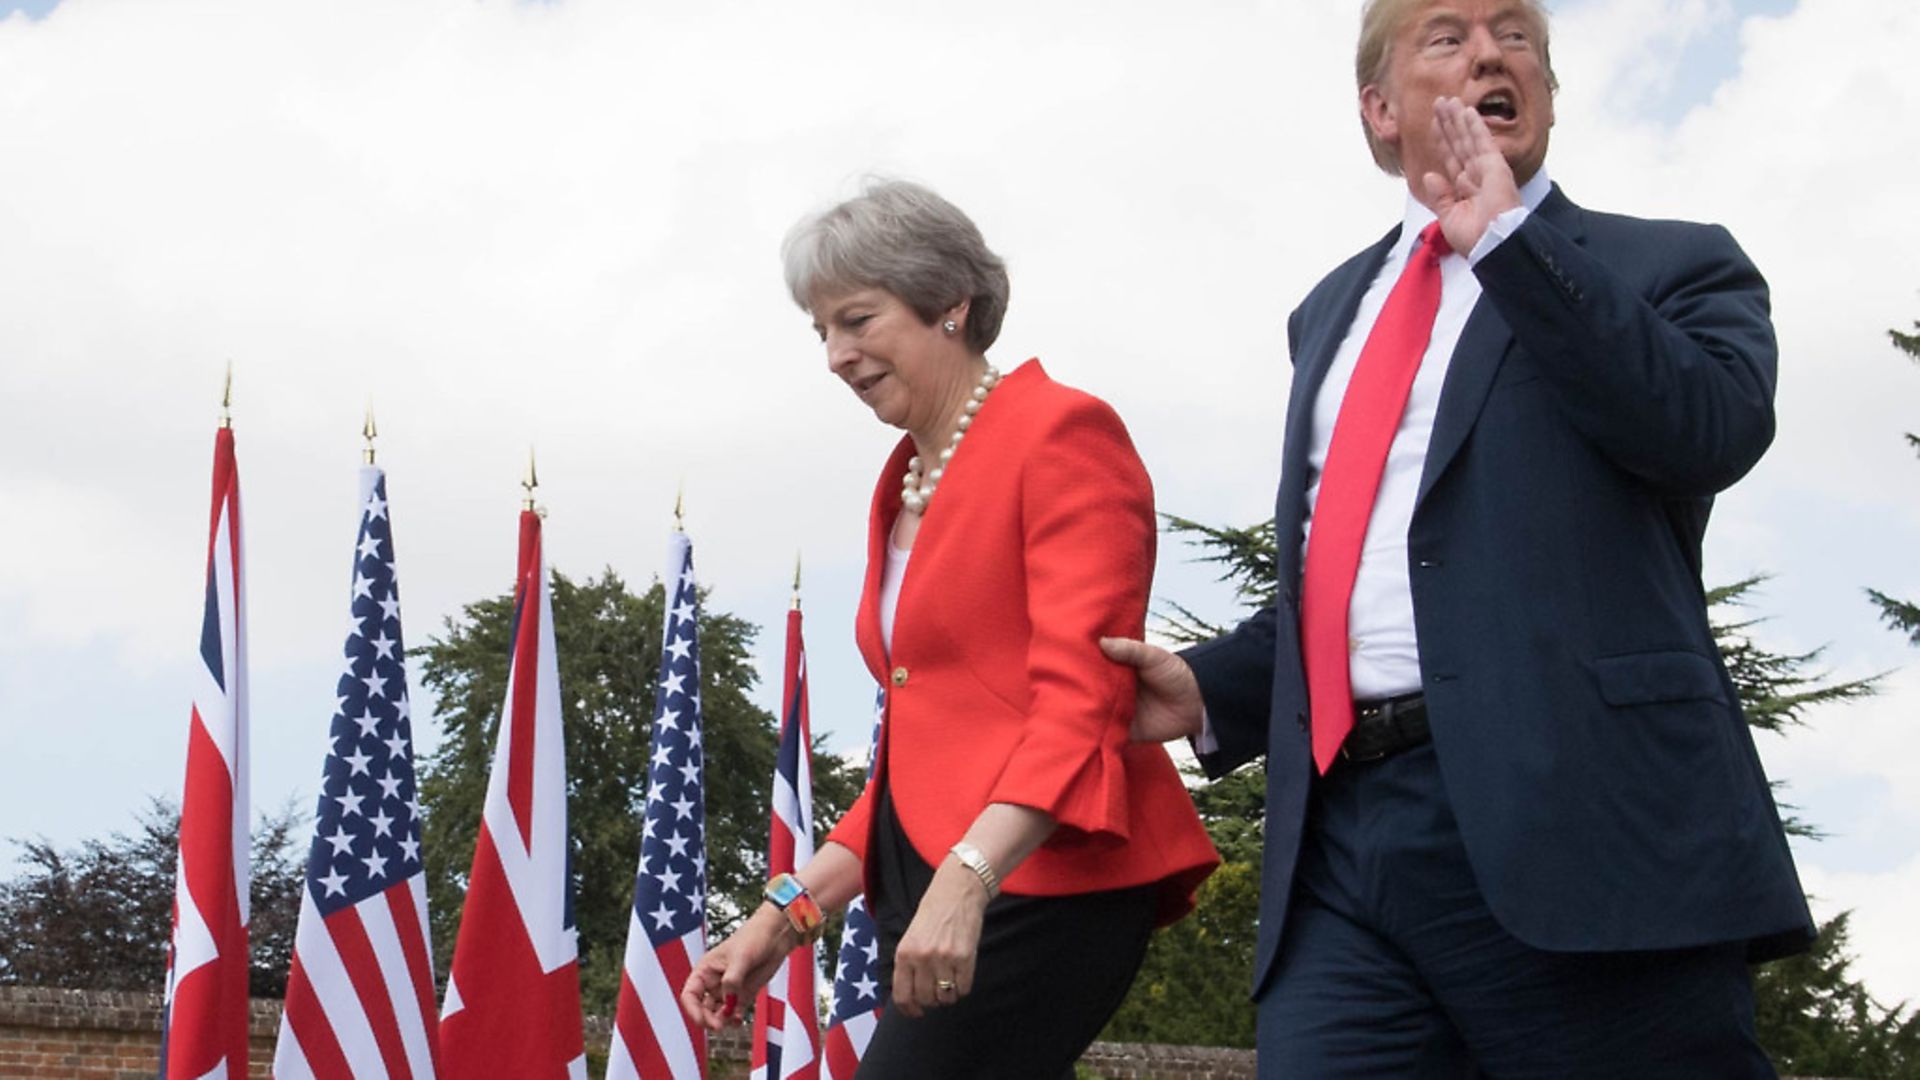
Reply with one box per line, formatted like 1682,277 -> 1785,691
764,872 -> 825,944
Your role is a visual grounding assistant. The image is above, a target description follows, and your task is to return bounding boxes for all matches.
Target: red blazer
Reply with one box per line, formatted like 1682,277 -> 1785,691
824,360 -> 1217,924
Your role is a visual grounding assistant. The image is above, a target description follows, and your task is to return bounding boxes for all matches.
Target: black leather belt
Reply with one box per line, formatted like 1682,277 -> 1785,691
1340,691 -> 1430,762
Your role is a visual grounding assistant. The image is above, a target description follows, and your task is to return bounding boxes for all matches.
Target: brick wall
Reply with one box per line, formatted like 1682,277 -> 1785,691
0,986 -> 277,1080
0,985 -> 1254,1079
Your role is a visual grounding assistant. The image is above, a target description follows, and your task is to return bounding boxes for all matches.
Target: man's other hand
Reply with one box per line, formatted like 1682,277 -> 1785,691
1100,637 -> 1206,744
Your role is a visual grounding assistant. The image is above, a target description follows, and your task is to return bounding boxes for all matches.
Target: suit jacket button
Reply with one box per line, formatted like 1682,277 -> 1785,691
1296,711 -> 1309,732
891,666 -> 909,687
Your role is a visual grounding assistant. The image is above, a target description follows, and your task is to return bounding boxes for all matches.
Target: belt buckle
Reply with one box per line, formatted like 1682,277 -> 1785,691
1340,698 -> 1399,763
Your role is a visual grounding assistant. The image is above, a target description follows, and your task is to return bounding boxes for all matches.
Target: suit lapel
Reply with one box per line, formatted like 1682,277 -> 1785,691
1275,227 -> 1399,590
1415,185 -> 1584,508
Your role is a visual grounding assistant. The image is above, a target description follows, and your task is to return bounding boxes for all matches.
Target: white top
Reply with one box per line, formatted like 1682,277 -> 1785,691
879,536 -> 910,653
1299,169 -> 1552,700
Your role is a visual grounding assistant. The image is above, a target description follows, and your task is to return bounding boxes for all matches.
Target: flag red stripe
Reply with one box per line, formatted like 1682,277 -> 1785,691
506,509 -> 542,849
613,973 -> 676,1080
823,1027 -> 860,1080
280,955 -> 357,1080
204,428 -> 237,564
166,709 -> 249,1079
613,940 -> 703,1079
386,882 -> 441,1077
325,905 -> 415,1080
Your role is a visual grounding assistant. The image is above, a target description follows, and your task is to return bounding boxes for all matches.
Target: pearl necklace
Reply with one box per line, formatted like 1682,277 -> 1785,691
901,364 -> 1000,515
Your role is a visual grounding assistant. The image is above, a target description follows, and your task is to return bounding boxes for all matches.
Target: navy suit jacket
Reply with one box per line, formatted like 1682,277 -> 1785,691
1185,185 -> 1814,997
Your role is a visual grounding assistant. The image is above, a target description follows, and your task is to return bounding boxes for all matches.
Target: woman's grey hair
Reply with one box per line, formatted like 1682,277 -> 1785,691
782,179 -> 1010,353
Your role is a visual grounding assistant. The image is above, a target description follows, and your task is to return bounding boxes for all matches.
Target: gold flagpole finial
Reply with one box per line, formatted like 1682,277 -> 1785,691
220,362 -> 233,429
362,403 -> 378,465
522,447 -> 539,511
673,482 -> 685,533
792,552 -> 803,610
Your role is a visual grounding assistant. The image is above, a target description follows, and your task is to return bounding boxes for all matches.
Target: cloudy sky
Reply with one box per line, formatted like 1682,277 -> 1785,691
4,0 -> 1917,1007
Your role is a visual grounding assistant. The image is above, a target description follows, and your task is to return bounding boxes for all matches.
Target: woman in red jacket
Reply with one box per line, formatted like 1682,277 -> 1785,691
680,179 -> 1216,1077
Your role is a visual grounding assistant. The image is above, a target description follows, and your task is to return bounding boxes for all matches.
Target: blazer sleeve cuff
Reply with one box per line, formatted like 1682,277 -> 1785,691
986,722 -> 1129,842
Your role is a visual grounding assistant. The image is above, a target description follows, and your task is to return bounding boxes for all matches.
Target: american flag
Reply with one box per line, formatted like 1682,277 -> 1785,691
750,604 -> 821,1080
608,529 -> 709,1080
273,466 -> 440,1080
440,507 -> 587,1079
159,423 -> 251,1080
821,689 -> 886,1080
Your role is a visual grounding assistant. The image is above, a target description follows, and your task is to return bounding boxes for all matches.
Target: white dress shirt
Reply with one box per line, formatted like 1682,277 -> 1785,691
1195,170 -> 1551,754
1301,168 -> 1553,700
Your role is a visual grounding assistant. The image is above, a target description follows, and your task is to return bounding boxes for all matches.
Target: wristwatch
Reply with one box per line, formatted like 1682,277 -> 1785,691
764,873 -> 826,944
949,841 -> 1002,900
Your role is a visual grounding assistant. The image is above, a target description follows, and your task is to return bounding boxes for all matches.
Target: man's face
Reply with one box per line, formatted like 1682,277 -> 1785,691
1361,0 -> 1555,189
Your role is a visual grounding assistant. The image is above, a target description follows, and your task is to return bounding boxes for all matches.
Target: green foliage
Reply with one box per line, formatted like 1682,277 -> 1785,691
1866,320 -> 1920,645
1104,765 -> 1266,1049
0,798 -> 305,998
1155,515 -> 1279,646
1711,577 -> 1881,736
1755,911 -> 1920,1078
414,566 -> 864,1016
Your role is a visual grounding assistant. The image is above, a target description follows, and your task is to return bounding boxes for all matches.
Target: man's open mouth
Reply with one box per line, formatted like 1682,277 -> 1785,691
1475,92 -> 1518,122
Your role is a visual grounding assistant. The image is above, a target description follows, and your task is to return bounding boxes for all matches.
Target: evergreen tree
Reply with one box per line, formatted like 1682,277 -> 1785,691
1868,318 -> 1920,645
413,566 -> 865,1015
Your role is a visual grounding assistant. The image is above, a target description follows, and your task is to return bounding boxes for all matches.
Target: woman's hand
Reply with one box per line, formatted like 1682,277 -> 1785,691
678,904 -> 792,1031
890,859 -> 991,1018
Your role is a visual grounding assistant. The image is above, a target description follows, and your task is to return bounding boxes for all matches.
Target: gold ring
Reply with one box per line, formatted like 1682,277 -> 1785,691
935,978 -> 956,992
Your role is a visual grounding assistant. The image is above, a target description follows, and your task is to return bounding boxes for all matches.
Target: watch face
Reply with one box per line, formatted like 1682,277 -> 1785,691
766,873 -> 805,907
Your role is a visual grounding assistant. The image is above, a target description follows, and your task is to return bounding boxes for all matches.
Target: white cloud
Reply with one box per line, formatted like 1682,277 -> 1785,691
1797,854 -> 1920,1008
2,0 -> 1918,1008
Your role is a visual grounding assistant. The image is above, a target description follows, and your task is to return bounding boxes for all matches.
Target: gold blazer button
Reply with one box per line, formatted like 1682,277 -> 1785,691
891,666 -> 909,687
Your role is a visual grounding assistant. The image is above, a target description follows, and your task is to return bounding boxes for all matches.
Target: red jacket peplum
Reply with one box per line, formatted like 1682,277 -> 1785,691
824,360 -> 1218,925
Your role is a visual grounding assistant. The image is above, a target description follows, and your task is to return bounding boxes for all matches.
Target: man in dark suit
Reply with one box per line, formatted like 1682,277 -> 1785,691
1102,0 -> 1813,1074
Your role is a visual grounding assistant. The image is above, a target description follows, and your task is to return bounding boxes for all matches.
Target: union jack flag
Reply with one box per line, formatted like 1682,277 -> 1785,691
439,507 -> 586,1079
159,423 -> 251,1080
822,689 -> 886,1080
273,466 -> 440,1079
751,604 -> 821,1080
608,529 -> 709,1080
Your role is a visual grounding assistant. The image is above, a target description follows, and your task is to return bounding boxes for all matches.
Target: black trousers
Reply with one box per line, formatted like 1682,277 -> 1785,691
1258,741 -> 1775,1079
856,792 -> 1156,1080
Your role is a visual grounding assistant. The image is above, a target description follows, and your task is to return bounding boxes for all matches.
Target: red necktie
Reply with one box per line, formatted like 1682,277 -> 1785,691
1300,221 -> 1450,773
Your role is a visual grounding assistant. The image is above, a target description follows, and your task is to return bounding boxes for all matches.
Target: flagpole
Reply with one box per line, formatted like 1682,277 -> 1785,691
523,447 -> 538,511
362,404 -> 378,465
220,362 -> 233,429
793,553 -> 803,611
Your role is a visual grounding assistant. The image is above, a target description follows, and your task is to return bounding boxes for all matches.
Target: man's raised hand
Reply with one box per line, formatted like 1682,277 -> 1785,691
1422,96 -> 1524,255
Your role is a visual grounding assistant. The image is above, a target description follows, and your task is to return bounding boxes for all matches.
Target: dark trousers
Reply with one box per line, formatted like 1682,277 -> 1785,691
857,793 -> 1156,1080
1259,742 -> 1776,1079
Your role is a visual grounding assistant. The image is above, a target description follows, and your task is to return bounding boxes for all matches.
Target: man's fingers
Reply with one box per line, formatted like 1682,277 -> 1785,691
1099,635 -> 1152,669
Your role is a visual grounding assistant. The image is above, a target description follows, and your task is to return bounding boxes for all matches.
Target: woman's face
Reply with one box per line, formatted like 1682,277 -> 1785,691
809,286 -> 962,434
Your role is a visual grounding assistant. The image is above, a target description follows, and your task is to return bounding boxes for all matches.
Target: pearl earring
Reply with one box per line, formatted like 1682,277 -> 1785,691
943,320 -> 958,334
